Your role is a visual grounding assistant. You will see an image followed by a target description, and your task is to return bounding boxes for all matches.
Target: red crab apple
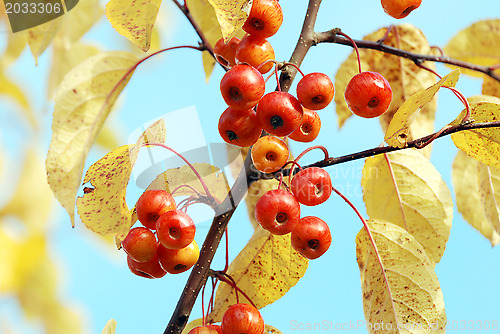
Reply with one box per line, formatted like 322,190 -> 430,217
291,216 -> 332,260
344,71 -> 392,118
242,0 -> 283,38
135,189 -> 176,230
255,188 -> 301,235
220,64 -> 265,110
288,108 -> 321,142
221,303 -> 264,334
122,227 -> 158,263
235,34 -> 275,74
127,253 -> 167,279
296,72 -> 334,110
218,107 -> 263,147
291,167 -> 332,206
188,326 -> 221,334
214,37 -> 240,67
256,91 -> 303,137
381,0 -> 421,19
156,210 -> 196,249
157,240 -> 200,274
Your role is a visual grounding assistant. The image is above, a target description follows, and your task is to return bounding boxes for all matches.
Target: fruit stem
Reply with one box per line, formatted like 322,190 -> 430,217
282,62 -> 306,77
330,186 -> 396,323
414,61 -> 471,122
213,272 -> 258,309
337,30 -> 362,73
171,184 -> 203,197
144,143 -> 216,202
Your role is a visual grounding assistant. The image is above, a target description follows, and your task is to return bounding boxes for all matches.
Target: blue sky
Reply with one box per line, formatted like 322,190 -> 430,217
1,0 -> 500,333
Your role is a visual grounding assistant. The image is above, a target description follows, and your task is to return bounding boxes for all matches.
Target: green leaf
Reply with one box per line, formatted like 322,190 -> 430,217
46,51 -> 139,226
362,150 -> 453,264
356,221 -> 446,334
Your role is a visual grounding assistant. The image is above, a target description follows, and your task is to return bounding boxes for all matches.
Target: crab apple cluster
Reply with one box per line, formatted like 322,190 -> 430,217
254,167 -> 333,259
381,0 -> 422,19
188,303 -> 264,334
213,0 -> 282,73
123,189 -> 200,278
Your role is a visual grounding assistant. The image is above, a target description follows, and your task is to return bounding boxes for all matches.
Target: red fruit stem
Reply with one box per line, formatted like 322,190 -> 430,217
257,59 -> 278,72
213,272 -> 258,309
337,30 -> 362,73
490,63 -> 500,71
330,186 -> 395,313
414,125 -> 453,150
413,62 -> 471,122
171,184 -> 204,197
201,281 -> 207,326
144,143 -> 215,201
283,62 -> 306,77
275,64 -> 282,91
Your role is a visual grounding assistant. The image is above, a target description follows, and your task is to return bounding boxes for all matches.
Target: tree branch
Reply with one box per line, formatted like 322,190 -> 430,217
164,1 -> 323,333
315,29 -> 500,83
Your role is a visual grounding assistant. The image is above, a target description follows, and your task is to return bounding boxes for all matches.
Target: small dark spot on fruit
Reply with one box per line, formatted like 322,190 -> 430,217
174,264 -> 187,271
308,239 -> 320,249
275,212 -> 288,225
401,5 -> 417,17
229,87 -> 243,100
227,130 -> 238,141
368,97 -> 379,108
270,115 -> 284,129
265,151 -> 277,162
300,123 -> 312,135
249,18 -> 265,31
312,95 -> 325,103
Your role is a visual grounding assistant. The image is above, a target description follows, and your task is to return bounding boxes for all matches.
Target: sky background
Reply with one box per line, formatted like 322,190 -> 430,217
1,0 -> 500,333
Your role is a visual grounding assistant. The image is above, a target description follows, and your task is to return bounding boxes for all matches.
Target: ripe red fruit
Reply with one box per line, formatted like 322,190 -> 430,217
381,0 -> 422,19
122,227 -> 158,263
220,64 -> 265,110
288,108 -> 321,142
157,240 -> 200,274
221,303 -> 264,334
136,190 -> 176,230
127,253 -> 167,279
296,72 -> 334,110
188,326 -> 220,334
344,71 -> 392,118
290,167 -> 332,206
242,0 -> 283,38
218,107 -> 263,147
213,37 -> 240,67
256,91 -> 303,137
251,136 -> 289,173
156,210 -> 196,249
255,188 -> 301,235
291,216 -> 331,260
235,35 -> 275,74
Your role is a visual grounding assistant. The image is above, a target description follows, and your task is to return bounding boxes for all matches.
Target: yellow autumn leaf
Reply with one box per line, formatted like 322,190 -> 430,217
335,24 -> 438,155
207,0 -> 250,42
443,19 -> 500,78
0,71 -> 36,128
482,75 -> 500,99
181,318 -> 203,334
453,151 -> 500,246
264,325 -> 283,334
356,221 -> 446,334
146,162 -> 230,205
185,0 -> 222,79
385,69 -> 460,148
58,0 -> 101,43
76,120 -> 166,238
208,227 -> 308,322
0,30 -> 27,69
0,150 -> 53,231
361,150 -> 453,264
450,102 -> 500,167
48,41 -> 100,98
106,0 -> 162,52
101,319 -> 118,334
46,51 -> 139,226
477,162 -> 500,236
27,16 -> 63,63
